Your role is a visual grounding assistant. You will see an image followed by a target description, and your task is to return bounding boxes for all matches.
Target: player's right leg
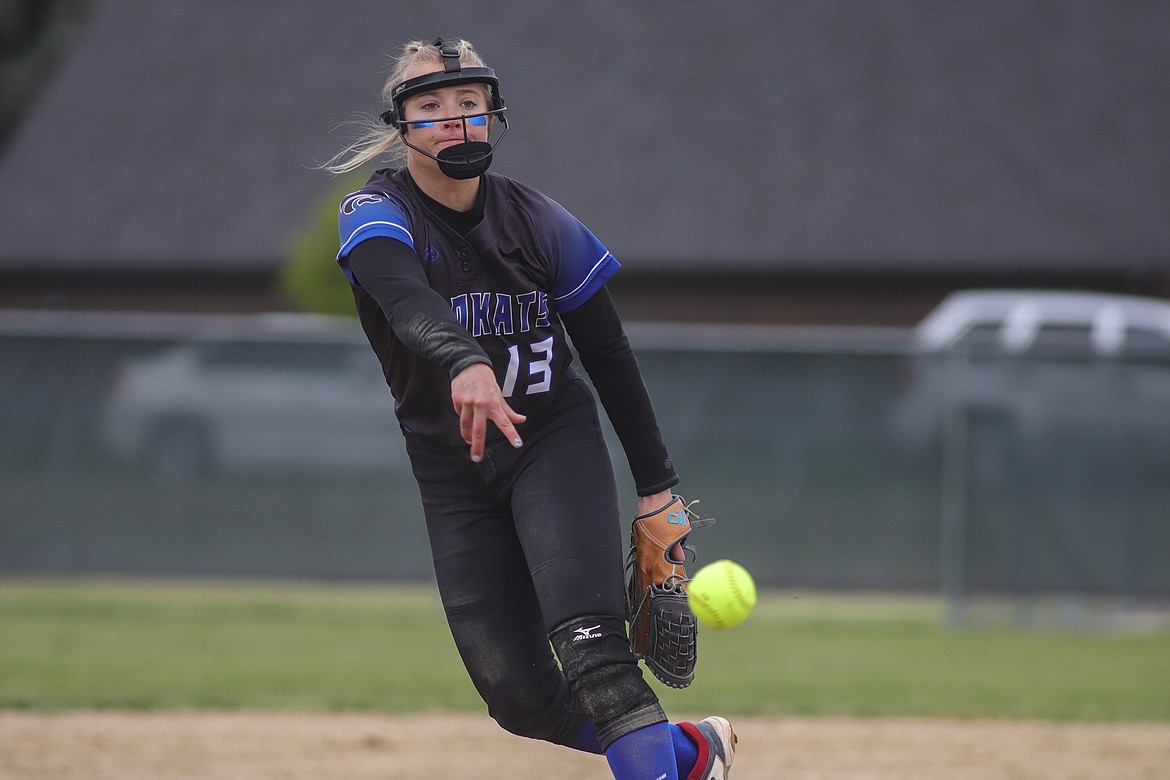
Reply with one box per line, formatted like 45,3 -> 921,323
404,435 -> 590,746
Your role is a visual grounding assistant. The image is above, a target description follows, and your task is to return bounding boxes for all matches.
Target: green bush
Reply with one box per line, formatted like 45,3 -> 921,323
280,172 -> 370,316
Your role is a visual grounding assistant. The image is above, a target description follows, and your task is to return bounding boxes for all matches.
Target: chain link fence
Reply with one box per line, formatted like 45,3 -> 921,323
2,311 -> 1168,620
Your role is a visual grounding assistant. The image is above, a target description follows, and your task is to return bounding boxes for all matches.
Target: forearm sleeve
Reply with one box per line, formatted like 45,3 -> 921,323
347,237 -> 490,378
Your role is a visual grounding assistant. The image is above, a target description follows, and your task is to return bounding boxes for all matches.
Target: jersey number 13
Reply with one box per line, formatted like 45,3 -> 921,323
501,336 -> 554,398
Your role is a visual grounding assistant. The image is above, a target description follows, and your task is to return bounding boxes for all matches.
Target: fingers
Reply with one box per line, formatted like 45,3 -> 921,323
467,404 -> 488,462
460,403 -> 526,462
494,404 -> 527,449
451,364 -> 526,462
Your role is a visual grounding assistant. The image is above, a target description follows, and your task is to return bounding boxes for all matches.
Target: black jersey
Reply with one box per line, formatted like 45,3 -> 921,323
337,168 -> 620,445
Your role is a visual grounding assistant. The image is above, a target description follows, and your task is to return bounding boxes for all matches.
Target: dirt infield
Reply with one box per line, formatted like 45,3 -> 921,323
2,711 -> 1168,780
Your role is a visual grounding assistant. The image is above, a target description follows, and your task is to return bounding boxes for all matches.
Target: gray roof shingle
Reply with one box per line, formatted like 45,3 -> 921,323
1,0 -> 1167,275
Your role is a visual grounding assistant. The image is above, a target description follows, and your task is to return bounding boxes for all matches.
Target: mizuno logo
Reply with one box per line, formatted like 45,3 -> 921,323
572,624 -> 602,641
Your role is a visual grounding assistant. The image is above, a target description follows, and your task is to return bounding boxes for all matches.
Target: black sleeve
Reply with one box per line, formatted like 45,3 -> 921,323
560,286 -> 680,496
347,237 -> 491,378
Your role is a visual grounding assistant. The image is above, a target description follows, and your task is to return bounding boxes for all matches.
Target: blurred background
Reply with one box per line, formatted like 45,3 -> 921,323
2,0 -> 1169,624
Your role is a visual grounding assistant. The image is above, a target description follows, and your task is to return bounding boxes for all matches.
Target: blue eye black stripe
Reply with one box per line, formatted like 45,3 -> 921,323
409,115 -> 488,129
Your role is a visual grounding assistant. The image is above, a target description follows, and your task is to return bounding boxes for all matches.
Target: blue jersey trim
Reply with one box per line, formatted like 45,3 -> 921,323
554,251 -> 620,312
338,220 -> 413,258
336,190 -> 415,285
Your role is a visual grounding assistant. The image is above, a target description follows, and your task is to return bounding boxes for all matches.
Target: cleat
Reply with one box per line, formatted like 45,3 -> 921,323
680,715 -> 737,780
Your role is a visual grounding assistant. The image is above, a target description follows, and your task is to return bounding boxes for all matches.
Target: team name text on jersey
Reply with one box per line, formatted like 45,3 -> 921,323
450,290 -> 551,337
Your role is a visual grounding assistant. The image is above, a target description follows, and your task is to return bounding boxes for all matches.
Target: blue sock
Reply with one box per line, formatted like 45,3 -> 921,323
564,720 -> 603,754
670,723 -> 699,776
605,722 -> 678,780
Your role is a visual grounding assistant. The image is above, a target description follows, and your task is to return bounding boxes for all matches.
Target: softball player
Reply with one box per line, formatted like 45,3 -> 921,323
327,38 -> 736,780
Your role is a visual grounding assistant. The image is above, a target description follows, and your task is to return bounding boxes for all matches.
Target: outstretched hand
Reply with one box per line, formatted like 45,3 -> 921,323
450,362 -> 526,462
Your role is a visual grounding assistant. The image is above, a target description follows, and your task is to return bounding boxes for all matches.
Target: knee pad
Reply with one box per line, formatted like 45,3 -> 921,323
549,614 -> 666,750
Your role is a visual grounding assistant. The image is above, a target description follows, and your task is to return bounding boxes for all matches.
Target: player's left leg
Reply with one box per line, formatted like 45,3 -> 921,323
507,381 -> 739,779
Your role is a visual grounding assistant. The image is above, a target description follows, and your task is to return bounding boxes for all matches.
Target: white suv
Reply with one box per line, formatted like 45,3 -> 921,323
892,289 -> 1170,454
913,290 -> 1170,357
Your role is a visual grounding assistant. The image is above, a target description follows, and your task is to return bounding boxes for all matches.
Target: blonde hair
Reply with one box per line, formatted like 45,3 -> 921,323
321,38 -> 490,175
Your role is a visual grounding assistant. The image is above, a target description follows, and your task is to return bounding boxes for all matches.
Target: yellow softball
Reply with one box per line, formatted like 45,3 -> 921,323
687,559 -> 757,630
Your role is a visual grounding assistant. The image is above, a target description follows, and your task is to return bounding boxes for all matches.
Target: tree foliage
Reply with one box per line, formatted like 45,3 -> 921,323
279,172 -> 369,316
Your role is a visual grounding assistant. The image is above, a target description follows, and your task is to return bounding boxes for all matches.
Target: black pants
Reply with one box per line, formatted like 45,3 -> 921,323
403,378 -> 632,745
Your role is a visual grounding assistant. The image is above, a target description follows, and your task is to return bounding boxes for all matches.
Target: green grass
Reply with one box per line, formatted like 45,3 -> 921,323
0,578 -> 480,712
1,578 -> 1168,720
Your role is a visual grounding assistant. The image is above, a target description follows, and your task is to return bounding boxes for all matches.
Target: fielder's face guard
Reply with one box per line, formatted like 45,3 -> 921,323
381,38 -> 509,180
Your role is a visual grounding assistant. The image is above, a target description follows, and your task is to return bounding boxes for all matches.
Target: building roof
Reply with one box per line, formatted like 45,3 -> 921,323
1,0 -> 1168,277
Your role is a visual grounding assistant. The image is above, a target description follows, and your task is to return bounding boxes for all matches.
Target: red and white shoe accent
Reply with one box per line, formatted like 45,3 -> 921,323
679,716 -> 737,780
